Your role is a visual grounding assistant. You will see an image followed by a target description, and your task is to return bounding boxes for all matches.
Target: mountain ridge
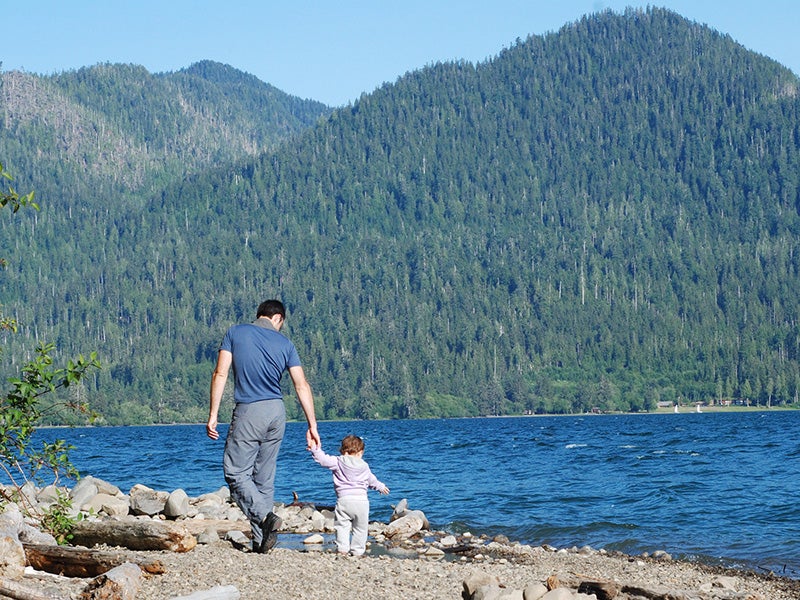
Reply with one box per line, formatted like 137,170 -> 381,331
2,7 -> 800,424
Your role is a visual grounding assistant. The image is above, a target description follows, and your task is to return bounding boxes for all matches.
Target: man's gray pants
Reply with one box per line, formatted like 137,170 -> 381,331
223,400 -> 286,548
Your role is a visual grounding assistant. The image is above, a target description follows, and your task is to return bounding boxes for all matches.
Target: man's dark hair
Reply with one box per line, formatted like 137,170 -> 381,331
256,299 -> 286,319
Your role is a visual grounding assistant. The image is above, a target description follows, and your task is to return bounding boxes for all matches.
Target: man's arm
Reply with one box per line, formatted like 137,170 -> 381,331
207,349 -> 232,440
288,365 -> 320,448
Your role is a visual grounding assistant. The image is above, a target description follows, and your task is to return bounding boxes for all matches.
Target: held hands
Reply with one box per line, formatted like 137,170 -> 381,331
306,425 -> 321,450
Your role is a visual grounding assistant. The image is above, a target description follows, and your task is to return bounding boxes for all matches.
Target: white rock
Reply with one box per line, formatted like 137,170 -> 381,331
83,492 -> 129,517
713,576 -> 739,590
170,584 -> 240,600
473,583 -> 502,600
303,533 -> 324,545
164,489 -> 190,518
384,513 -> 425,539
196,527 -> 219,545
69,478 -> 99,513
310,510 -> 326,530
421,546 -> 445,559
540,589 -> 573,600
86,476 -> 121,496
522,582 -> 548,600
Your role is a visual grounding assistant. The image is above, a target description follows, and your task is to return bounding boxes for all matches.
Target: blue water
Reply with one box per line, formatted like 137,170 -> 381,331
32,411 -> 800,577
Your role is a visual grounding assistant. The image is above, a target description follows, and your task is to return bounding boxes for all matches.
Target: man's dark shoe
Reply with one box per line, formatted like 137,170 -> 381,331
258,512 -> 282,553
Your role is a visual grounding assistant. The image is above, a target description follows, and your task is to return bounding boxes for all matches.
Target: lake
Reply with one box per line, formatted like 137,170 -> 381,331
31,410 -> 800,577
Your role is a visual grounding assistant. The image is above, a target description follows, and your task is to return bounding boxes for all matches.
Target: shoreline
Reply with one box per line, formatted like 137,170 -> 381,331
7,475 -> 800,599
133,539 -> 800,600
37,404 -> 800,430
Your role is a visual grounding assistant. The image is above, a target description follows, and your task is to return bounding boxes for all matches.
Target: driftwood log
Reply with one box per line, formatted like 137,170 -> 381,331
69,519 -> 197,552
23,543 -> 165,578
0,575 -> 67,600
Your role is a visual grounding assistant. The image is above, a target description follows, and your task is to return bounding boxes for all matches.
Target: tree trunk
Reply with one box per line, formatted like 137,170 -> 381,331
23,543 -> 165,578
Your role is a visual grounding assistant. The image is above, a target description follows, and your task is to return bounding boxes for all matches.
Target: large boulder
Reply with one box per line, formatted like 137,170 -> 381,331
129,484 -> 168,516
164,489 -> 190,519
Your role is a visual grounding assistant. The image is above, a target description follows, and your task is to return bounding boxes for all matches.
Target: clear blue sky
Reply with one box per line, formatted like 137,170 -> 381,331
4,1 -> 798,107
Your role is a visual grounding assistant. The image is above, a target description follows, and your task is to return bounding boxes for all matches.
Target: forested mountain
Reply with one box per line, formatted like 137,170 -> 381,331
0,60 -> 331,206
2,8 -> 800,425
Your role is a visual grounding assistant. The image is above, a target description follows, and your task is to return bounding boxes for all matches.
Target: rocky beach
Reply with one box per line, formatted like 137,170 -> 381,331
2,477 -> 799,599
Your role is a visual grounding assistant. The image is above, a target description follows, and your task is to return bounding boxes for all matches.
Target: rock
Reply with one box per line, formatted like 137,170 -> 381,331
383,513 -> 425,539
473,583 -> 502,600
86,475 -> 122,496
193,494 -> 227,520
17,481 -> 39,509
83,492 -> 129,516
440,535 -> 458,546
170,585 -> 240,600
164,489 -> 190,519
36,484 -> 63,507
303,533 -> 324,545
210,487 -> 230,502
225,505 -> 245,521
493,534 -> 510,545
497,590 -> 524,600
103,494 -> 131,517
309,510 -> 327,531
523,582 -> 549,600
390,499 -> 430,530
420,546 -> 445,559
390,498 -> 409,521
129,485 -> 168,516
70,478 -> 100,514
17,521 -> 58,546
197,527 -> 219,545
713,575 -> 739,590
225,530 -> 250,551
464,571 -> 500,599
541,589 -> 573,600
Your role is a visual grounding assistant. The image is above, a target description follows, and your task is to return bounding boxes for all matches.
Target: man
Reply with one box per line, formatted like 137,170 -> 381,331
206,299 -> 320,552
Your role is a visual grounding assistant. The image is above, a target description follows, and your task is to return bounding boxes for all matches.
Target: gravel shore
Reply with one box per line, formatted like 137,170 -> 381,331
143,543 -> 800,599
33,538 -> 796,600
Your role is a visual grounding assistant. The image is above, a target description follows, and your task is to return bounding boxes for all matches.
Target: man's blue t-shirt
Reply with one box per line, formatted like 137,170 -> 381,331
220,323 -> 301,403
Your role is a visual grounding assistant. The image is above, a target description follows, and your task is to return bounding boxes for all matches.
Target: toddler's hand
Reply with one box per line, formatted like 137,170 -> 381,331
380,486 -> 390,495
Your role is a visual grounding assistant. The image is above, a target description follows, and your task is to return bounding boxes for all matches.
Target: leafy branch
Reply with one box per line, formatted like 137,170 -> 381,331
1,163 -> 100,525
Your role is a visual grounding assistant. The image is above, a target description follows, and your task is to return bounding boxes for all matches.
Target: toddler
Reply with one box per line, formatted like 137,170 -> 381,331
309,434 -> 389,556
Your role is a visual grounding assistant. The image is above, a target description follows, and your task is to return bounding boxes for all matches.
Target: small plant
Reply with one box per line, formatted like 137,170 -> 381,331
1,342 -> 100,489
39,489 -> 82,545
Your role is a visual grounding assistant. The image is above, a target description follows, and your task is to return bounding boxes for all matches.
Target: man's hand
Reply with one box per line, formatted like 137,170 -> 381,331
206,418 -> 219,440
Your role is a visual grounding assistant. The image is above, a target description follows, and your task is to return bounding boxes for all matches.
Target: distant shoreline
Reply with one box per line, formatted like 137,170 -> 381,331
38,404 -> 799,429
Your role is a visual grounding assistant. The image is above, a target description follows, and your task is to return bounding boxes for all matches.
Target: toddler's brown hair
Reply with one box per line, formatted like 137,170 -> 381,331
339,434 -> 365,455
